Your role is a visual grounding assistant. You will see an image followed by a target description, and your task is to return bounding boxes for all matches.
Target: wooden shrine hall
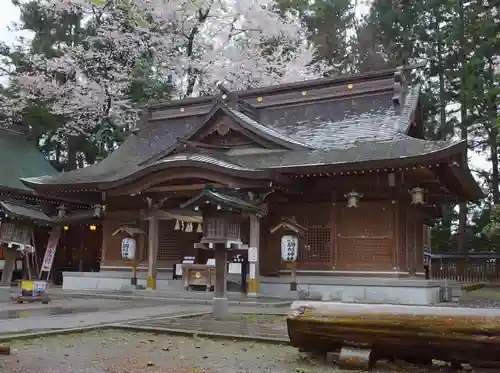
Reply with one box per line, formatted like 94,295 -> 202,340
20,65 -> 483,304
0,127 -> 102,290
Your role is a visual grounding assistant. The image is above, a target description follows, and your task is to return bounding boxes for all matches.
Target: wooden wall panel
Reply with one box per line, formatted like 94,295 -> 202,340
336,201 -> 394,271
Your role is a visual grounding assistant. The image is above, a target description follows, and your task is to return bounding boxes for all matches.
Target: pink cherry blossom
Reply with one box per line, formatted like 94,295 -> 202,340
5,0 -> 327,136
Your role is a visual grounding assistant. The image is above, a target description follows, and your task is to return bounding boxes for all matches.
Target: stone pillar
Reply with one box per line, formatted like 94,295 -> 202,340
212,244 -> 228,319
147,217 -> 159,290
247,215 -> 260,296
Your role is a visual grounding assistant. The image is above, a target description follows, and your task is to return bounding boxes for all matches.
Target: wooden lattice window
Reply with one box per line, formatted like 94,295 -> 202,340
280,203 -> 333,264
157,220 -> 182,261
301,226 -> 332,263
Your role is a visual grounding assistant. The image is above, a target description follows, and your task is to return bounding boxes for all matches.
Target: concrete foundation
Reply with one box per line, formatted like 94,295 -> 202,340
261,276 -> 447,305
62,270 -> 183,292
0,285 -> 10,302
63,271 -> 454,305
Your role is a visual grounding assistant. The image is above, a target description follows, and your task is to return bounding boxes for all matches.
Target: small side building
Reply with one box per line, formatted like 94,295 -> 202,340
0,128 -> 102,284
21,66 -> 483,304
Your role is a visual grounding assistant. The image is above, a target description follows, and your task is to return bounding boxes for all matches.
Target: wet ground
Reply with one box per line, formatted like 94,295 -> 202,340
0,299 -> 160,320
125,312 -> 289,341
1,330 -> 494,373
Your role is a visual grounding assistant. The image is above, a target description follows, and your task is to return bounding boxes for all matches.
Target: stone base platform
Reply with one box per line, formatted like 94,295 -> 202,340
62,271 -> 457,305
62,271 -> 182,292
261,276 -> 454,305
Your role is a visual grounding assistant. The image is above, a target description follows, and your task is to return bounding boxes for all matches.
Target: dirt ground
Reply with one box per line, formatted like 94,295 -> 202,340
0,330 -> 492,373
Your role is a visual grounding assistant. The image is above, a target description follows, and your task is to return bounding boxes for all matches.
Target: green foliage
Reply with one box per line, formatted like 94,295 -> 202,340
1,0 -> 173,170
483,205 -> 500,239
275,0 -> 355,73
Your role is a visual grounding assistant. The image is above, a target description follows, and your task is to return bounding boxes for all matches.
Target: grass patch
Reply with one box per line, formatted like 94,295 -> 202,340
462,287 -> 500,300
462,283 -> 485,291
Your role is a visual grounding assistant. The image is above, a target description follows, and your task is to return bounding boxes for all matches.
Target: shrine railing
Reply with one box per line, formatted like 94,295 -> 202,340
428,252 -> 500,284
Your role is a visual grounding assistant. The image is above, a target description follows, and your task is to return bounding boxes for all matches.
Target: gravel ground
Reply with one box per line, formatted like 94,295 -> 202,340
1,330 -> 495,373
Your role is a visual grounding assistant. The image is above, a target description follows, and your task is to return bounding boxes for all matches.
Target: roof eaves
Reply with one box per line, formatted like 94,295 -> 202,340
240,139 -> 466,172
179,188 -> 263,214
0,201 -> 53,224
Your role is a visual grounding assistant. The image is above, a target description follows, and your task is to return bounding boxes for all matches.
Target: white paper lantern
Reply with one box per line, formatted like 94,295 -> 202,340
121,237 -> 136,260
281,235 -> 299,262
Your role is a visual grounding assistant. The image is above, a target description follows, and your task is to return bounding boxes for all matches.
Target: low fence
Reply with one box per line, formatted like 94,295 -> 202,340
428,253 -> 500,284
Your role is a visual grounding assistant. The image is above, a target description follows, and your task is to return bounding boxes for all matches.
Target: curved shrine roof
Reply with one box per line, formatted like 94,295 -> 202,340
20,66 -> 479,200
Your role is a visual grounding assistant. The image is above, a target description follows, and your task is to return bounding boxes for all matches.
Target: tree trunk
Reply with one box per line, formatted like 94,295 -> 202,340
456,0 -> 468,253
491,126 -> 499,204
65,136 -> 78,171
457,202 -> 468,252
488,63 -> 499,204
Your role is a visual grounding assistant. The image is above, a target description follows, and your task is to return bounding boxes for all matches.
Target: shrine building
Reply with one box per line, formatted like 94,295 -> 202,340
21,65 -> 483,304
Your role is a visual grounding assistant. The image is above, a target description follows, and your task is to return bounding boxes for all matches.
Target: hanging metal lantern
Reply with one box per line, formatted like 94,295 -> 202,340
345,191 -> 362,208
93,204 -> 103,217
281,235 -> 299,262
410,187 -> 425,204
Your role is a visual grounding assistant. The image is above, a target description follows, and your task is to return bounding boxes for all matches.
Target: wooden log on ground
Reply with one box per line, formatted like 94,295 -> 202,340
287,301 -> 500,368
0,346 -> 11,355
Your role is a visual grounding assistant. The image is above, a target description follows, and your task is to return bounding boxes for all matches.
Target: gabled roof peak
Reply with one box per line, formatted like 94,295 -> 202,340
142,100 -> 312,165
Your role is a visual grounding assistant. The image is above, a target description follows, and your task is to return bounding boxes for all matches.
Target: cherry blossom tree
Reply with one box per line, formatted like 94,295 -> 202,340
5,0 -> 326,136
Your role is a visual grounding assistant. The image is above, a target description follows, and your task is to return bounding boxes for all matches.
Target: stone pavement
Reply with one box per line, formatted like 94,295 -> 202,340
118,307 -> 290,343
0,303 -> 213,335
0,290 -> 293,338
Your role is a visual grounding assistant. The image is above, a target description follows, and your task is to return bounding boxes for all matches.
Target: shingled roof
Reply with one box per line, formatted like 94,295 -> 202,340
0,128 -> 58,192
20,65 -> 480,200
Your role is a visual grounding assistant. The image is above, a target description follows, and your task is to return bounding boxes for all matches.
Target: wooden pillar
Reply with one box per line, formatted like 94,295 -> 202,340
214,245 -> 227,297
247,215 -> 260,296
393,201 -> 400,271
147,217 -> 159,290
212,243 -> 228,319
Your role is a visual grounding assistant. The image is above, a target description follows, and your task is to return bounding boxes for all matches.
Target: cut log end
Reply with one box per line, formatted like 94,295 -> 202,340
337,347 -> 374,370
0,346 -> 11,355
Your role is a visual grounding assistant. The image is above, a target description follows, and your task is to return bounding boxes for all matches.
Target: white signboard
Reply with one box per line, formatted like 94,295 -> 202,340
40,227 -> 62,273
175,265 -> 183,276
248,247 -> 258,262
121,237 -> 136,260
249,263 -> 256,279
228,263 -> 242,274
281,235 -> 299,262
206,258 -> 216,266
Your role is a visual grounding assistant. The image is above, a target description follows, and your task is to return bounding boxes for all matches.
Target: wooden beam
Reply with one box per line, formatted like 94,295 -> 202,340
145,183 -> 224,193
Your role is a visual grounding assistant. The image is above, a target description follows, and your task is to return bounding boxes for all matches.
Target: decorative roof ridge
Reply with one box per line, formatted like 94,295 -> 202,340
147,61 -> 427,110
376,84 -> 421,136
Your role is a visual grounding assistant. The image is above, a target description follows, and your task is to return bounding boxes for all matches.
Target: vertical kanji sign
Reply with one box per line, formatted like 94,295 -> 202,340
40,226 -> 62,277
